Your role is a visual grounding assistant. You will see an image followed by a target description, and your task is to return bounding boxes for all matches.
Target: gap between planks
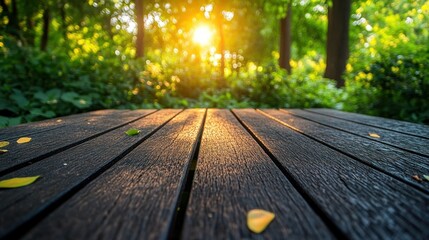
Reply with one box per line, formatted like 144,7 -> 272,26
230,109 -> 348,239
0,110 -> 159,177
1,110 -> 183,240
258,109 -> 429,194
165,109 -> 208,239
281,109 -> 429,158
304,109 -> 429,140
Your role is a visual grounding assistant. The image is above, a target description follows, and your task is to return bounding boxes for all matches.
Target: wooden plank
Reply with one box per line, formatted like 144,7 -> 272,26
0,109 -> 181,239
307,108 -> 429,139
233,109 -> 429,239
261,109 -> 429,190
0,109 -> 128,140
18,109 -> 205,240
284,109 -> 429,157
182,110 -> 334,239
0,109 -> 156,175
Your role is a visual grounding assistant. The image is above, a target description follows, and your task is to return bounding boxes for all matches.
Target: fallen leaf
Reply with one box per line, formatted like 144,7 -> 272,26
56,119 -> 63,123
368,133 -> 380,138
247,209 -> 275,234
17,137 -> 32,144
0,176 -> 41,188
0,141 -> 9,148
412,175 -> 422,182
423,175 -> 429,181
125,128 -> 140,136
0,149 -> 8,154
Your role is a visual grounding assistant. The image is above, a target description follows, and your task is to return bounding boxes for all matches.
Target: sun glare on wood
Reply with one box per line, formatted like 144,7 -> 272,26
192,25 -> 213,46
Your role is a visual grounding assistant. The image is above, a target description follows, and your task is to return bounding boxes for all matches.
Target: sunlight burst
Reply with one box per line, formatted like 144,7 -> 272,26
192,25 -> 213,46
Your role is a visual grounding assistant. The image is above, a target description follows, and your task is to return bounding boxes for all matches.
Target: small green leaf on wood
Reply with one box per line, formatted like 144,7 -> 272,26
0,141 -> 10,148
125,128 -> 140,136
17,137 -> 32,144
0,176 -> 41,188
423,175 -> 429,181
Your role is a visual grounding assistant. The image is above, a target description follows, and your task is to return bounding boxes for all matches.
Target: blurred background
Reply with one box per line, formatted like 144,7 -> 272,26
0,0 -> 428,127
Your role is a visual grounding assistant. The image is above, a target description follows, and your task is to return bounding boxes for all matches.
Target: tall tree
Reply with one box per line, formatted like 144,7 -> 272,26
0,0 -> 20,38
40,7 -> 50,51
135,0 -> 144,58
279,1 -> 292,73
215,1 -> 226,88
324,0 -> 351,87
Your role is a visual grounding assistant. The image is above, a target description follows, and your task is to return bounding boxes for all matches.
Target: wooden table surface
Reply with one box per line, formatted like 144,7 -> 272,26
0,109 -> 428,240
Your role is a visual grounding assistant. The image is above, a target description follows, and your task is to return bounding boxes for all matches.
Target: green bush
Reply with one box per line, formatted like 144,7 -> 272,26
345,50 -> 429,124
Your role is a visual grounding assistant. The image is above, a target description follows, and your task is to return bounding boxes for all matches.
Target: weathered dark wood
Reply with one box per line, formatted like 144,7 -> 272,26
182,110 -> 333,239
306,108 -> 429,139
0,109 -> 153,175
2,108 -> 429,239
0,109 -> 128,140
20,109 -> 205,240
233,109 -> 429,239
261,109 -> 429,190
0,109 -> 180,239
284,109 -> 429,157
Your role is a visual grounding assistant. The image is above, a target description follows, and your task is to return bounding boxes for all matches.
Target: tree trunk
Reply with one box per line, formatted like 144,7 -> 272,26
324,0 -> 351,87
217,19 -> 226,88
59,1 -> 68,43
40,8 -> 50,51
2,0 -> 21,37
135,0 -> 144,58
214,0 -> 227,89
25,17 -> 35,46
279,1 -> 292,73
10,0 -> 19,30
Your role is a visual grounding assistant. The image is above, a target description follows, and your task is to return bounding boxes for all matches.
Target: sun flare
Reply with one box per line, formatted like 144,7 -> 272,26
192,25 -> 213,46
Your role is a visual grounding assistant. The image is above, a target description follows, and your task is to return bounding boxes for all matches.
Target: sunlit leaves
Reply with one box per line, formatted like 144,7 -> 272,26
247,209 -> 275,233
125,128 -> 140,136
0,176 -> 41,188
17,137 -> 32,144
0,141 -> 10,148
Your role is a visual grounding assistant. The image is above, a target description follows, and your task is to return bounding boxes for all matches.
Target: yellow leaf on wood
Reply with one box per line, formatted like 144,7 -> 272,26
247,209 -> 275,234
368,133 -> 380,138
0,149 -> 8,154
0,141 -> 9,148
412,175 -> 423,182
0,176 -> 41,188
17,137 -> 32,144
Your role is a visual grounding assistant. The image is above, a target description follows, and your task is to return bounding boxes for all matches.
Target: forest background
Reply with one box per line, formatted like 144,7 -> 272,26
0,0 -> 428,127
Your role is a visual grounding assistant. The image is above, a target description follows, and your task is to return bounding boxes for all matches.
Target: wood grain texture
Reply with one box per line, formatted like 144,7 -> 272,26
21,109 -> 205,240
0,109 -> 180,239
284,109 -> 429,157
307,108 -> 429,139
261,109 -> 429,190
0,109 -> 155,175
234,109 -> 429,240
182,110 -> 334,239
0,110 -> 128,140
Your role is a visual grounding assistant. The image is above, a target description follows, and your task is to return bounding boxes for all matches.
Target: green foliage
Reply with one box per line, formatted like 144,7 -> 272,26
0,0 -> 428,127
346,50 -> 429,124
